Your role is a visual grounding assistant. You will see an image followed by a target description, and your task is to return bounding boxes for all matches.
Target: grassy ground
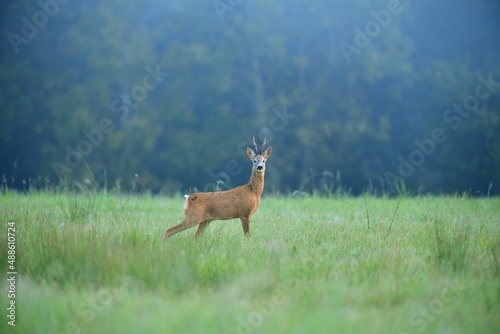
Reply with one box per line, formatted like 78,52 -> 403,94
0,192 -> 499,334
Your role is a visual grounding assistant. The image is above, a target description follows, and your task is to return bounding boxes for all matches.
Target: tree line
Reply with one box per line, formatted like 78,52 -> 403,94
1,0 -> 499,195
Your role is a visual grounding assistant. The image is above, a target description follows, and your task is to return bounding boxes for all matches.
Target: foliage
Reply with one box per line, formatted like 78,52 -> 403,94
0,1 -> 499,194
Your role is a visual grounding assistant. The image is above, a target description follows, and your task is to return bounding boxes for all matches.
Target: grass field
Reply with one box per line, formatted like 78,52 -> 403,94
0,192 -> 499,334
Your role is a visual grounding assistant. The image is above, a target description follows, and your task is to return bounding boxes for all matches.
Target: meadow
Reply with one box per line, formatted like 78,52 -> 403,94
0,192 -> 498,334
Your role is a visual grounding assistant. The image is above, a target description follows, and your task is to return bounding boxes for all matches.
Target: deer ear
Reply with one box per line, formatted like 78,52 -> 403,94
247,147 -> 256,160
263,147 -> 272,159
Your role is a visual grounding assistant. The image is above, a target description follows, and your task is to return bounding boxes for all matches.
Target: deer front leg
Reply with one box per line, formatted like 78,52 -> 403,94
195,220 -> 212,238
240,216 -> 250,236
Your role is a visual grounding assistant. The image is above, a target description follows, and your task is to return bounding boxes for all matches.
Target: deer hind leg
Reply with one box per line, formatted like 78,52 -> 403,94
195,220 -> 212,238
164,215 -> 200,240
240,217 -> 250,236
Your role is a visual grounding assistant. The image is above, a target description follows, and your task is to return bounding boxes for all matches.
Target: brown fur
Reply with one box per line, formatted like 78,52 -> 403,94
164,140 -> 272,239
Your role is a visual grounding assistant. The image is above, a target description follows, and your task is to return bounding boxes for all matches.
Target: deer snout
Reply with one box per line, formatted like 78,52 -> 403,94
257,165 -> 263,171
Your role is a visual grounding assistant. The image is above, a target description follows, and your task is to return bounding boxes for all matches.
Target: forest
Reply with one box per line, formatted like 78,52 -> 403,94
1,0 -> 499,195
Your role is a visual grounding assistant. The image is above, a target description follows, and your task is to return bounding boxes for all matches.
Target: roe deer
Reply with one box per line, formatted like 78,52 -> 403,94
164,135 -> 272,239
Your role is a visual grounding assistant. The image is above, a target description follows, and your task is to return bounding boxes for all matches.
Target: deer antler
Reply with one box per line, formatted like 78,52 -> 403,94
252,134 -> 259,154
261,137 -> 267,154
252,135 -> 267,154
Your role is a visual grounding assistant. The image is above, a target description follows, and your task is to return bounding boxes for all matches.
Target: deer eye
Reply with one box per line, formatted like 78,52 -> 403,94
253,160 -> 257,163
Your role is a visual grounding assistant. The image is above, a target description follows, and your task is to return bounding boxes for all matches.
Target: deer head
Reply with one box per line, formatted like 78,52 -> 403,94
247,135 -> 272,173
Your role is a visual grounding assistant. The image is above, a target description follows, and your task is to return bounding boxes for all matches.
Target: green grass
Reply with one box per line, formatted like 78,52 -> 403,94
0,192 -> 499,333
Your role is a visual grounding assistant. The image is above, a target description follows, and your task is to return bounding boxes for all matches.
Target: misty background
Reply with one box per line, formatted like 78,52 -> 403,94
1,0 -> 499,195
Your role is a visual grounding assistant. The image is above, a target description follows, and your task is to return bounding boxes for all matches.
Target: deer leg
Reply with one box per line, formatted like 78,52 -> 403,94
195,220 -> 212,238
164,216 -> 198,240
240,217 -> 250,236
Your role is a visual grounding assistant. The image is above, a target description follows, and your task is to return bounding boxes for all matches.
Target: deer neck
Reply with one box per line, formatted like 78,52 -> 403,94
247,169 -> 265,196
